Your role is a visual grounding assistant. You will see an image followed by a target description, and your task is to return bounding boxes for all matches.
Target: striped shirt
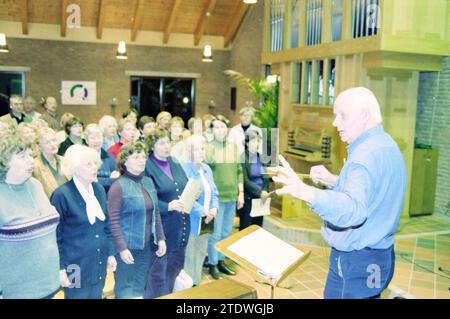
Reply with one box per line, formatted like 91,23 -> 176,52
0,178 -> 60,299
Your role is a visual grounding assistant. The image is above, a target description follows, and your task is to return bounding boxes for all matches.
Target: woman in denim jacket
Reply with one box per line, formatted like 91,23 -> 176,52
108,141 -> 166,299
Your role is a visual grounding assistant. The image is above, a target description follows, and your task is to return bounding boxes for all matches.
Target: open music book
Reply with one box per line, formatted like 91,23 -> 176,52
219,227 -> 309,286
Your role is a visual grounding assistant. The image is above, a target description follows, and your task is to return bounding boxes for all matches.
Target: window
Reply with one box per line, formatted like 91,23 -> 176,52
328,59 -> 336,105
291,62 -> 302,103
270,0 -> 285,52
290,0 -> 300,48
331,0 -> 343,41
0,72 -> 25,117
305,61 -> 313,104
130,77 -> 195,125
318,60 -> 324,104
306,0 -> 323,46
352,0 -> 379,38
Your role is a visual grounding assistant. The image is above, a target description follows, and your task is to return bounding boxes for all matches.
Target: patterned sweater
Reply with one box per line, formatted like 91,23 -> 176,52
0,178 -> 60,299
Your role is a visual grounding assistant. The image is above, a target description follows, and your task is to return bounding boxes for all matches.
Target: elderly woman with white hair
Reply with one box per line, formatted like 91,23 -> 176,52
50,144 -> 117,299
181,135 -> 218,286
99,115 -> 119,151
85,123 -> 120,193
0,134 -> 60,299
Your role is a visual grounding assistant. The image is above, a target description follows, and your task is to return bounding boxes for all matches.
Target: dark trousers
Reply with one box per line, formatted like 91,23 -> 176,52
145,246 -> 186,299
324,245 -> 395,299
64,279 -> 105,299
114,244 -> 152,299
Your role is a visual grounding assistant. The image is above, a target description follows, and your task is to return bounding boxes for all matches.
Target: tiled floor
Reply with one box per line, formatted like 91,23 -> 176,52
269,207 -> 450,236
202,214 -> 450,299
54,215 -> 450,299
198,233 -> 450,299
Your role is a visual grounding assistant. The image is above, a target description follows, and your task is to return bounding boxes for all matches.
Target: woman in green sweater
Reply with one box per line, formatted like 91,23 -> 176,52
205,115 -> 244,279
0,134 -> 60,299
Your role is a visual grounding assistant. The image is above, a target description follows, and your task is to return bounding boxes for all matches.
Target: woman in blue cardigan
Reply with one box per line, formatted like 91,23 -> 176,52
50,145 -> 117,299
144,129 -> 195,298
181,135 -> 219,286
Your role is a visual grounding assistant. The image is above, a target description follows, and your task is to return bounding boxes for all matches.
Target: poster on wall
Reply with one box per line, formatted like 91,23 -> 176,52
61,81 -> 96,105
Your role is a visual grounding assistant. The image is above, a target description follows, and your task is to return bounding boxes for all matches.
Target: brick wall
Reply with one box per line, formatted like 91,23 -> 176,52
415,57 -> 450,216
228,1 -> 265,124
0,39 -> 232,124
0,4 -> 265,127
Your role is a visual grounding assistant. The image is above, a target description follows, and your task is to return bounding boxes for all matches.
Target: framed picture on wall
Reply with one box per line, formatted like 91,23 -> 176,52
61,81 -> 96,105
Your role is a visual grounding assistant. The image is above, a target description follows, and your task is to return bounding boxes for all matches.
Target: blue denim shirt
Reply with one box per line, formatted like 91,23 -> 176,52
310,125 -> 407,251
117,175 -> 158,250
182,162 -> 219,236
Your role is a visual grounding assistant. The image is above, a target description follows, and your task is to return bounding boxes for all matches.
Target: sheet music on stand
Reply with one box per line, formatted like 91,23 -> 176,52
215,226 -> 311,299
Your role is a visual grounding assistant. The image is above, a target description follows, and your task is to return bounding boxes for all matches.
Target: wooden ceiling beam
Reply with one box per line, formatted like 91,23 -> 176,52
97,0 -> 106,39
131,0 -> 145,42
163,0 -> 183,44
21,0 -> 29,35
194,0 -> 217,46
60,0 -> 68,37
224,2 -> 249,48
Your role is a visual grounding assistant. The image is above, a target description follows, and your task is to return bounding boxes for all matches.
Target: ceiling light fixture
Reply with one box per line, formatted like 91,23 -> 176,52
116,41 -> 128,60
202,12 -> 213,63
0,33 -> 9,53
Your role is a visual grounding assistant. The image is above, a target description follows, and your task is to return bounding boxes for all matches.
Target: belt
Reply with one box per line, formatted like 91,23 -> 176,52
324,218 -> 367,232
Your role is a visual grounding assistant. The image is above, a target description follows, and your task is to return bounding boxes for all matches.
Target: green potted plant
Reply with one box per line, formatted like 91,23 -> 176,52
224,70 -> 279,161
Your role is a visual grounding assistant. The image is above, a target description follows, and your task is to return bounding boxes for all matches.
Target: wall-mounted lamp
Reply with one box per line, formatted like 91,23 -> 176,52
116,41 -> 127,60
202,44 -> 213,63
0,33 -> 9,53
243,0 -> 257,4
202,12 -> 213,63
110,97 -> 118,107
208,99 -> 216,110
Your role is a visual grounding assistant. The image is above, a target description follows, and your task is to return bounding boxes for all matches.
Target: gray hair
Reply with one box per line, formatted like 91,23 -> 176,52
85,123 -> 103,139
239,106 -> 256,116
98,115 -> 118,133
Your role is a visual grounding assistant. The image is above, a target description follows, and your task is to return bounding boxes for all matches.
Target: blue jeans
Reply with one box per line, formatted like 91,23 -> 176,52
145,246 -> 186,299
114,244 -> 151,299
64,280 -> 105,299
324,245 -> 395,299
208,201 -> 236,265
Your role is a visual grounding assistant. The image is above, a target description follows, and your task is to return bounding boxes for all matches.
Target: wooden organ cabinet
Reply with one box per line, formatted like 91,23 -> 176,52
263,0 -> 450,219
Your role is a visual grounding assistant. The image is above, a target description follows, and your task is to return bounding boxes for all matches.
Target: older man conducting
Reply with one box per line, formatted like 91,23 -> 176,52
273,87 -> 406,299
